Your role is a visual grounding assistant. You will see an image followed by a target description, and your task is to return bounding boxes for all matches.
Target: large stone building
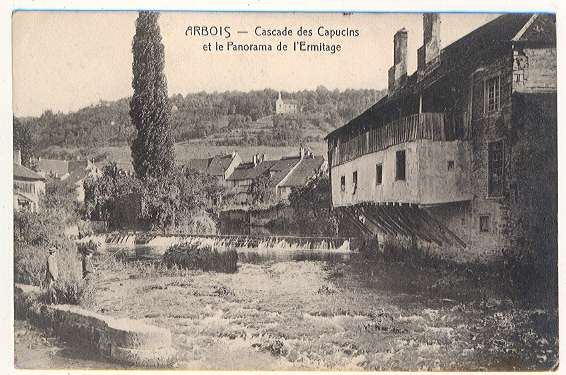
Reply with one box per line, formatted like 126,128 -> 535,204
325,14 -> 556,262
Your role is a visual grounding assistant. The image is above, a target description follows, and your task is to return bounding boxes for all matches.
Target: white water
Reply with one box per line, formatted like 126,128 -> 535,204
82,233 -> 351,254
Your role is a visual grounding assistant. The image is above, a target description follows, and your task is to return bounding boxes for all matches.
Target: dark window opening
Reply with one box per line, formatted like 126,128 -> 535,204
352,171 -> 358,194
395,150 -> 406,181
484,76 -> 500,113
376,164 -> 383,185
340,176 -> 346,192
479,215 -> 491,233
447,160 -> 454,170
488,140 -> 504,197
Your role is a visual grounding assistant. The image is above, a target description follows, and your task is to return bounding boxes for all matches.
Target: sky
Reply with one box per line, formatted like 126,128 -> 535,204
12,12 -> 499,117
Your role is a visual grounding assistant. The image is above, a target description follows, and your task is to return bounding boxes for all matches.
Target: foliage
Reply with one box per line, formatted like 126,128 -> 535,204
84,163 -> 223,231
14,177 -> 94,306
84,162 -> 141,222
163,243 -> 238,273
248,174 -> 274,206
13,116 -> 36,168
42,179 -> 81,224
138,166 -> 222,230
17,88 -> 386,151
130,11 -> 175,179
287,172 -> 340,236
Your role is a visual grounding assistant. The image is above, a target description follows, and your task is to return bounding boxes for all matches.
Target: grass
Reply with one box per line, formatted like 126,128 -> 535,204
163,243 -> 238,273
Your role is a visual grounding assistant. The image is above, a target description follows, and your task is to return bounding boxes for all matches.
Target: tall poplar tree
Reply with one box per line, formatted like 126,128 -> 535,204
130,11 -> 174,179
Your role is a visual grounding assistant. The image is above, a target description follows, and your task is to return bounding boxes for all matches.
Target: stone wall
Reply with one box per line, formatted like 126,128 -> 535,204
14,284 -> 175,368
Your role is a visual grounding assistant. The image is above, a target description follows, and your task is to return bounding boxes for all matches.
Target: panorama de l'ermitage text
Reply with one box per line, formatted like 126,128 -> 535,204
186,25 -> 361,53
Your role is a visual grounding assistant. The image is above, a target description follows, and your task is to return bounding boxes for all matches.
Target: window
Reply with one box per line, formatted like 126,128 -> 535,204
479,215 -> 491,233
340,176 -> 346,192
484,76 -> 500,113
395,150 -> 406,181
447,160 -> 454,170
352,171 -> 358,194
488,140 -> 504,197
375,164 -> 383,185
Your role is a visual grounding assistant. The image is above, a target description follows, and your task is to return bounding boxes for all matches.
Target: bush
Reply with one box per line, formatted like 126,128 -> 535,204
76,239 -> 101,255
14,243 -> 46,286
14,210 -> 96,307
183,212 -> 217,234
163,243 -> 237,273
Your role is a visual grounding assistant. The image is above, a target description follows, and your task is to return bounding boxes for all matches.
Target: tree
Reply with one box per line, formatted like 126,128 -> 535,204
13,117 -> 35,168
248,174 -> 274,206
288,172 -> 339,236
130,11 -> 174,179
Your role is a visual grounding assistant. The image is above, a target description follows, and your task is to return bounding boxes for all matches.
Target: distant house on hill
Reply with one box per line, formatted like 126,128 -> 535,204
13,150 -> 46,212
186,152 -> 242,187
275,92 -> 298,114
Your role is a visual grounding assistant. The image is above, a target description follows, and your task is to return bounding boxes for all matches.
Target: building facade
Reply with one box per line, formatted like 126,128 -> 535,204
326,14 -> 556,262
13,150 -> 46,212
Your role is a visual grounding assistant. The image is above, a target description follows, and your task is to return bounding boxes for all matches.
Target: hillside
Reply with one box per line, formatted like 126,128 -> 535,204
18,87 -> 386,156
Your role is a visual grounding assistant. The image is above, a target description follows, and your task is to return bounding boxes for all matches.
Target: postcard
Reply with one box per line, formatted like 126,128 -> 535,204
10,6 -> 558,372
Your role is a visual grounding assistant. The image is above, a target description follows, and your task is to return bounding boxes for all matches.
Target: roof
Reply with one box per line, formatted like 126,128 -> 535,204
281,99 -> 298,105
186,158 -> 211,173
38,158 -> 69,176
186,154 -> 236,176
95,160 -> 134,173
207,154 -> 236,176
326,14 -> 554,140
279,156 -> 325,187
267,158 -> 301,186
14,163 -> 46,181
227,160 -> 277,181
65,168 -> 92,186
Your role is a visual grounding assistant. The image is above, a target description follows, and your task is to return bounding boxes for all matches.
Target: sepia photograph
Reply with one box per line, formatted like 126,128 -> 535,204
10,8 -> 557,371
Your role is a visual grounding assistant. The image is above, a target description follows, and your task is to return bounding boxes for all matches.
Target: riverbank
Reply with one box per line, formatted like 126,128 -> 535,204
86,255 -> 557,370
15,320 -> 123,369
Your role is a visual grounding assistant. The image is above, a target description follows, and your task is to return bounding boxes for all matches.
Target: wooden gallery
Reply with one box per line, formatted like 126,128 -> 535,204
325,14 -> 557,262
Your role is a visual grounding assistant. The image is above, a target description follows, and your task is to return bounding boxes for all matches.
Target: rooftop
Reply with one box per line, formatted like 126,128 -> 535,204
14,163 -> 46,181
279,156 -> 325,187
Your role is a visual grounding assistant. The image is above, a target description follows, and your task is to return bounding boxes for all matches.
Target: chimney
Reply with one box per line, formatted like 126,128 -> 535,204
14,149 -> 21,166
253,154 -> 258,166
417,13 -> 441,72
388,28 -> 408,92
299,146 -> 306,159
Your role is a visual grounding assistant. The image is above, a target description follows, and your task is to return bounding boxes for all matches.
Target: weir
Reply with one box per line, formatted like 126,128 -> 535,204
85,232 -> 359,253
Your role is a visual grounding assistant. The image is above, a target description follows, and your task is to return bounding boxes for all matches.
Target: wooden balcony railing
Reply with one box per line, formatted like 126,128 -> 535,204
330,112 -> 468,167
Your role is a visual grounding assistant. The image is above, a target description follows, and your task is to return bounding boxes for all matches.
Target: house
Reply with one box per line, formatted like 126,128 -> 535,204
325,14 -> 556,262
37,158 -> 69,179
275,92 -> 298,114
37,156 -> 99,180
276,153 -> 327,200
227,147 -> 324,204
13,150 -> 46,212
65,163 -> 102,202
186,152 -> 242,187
